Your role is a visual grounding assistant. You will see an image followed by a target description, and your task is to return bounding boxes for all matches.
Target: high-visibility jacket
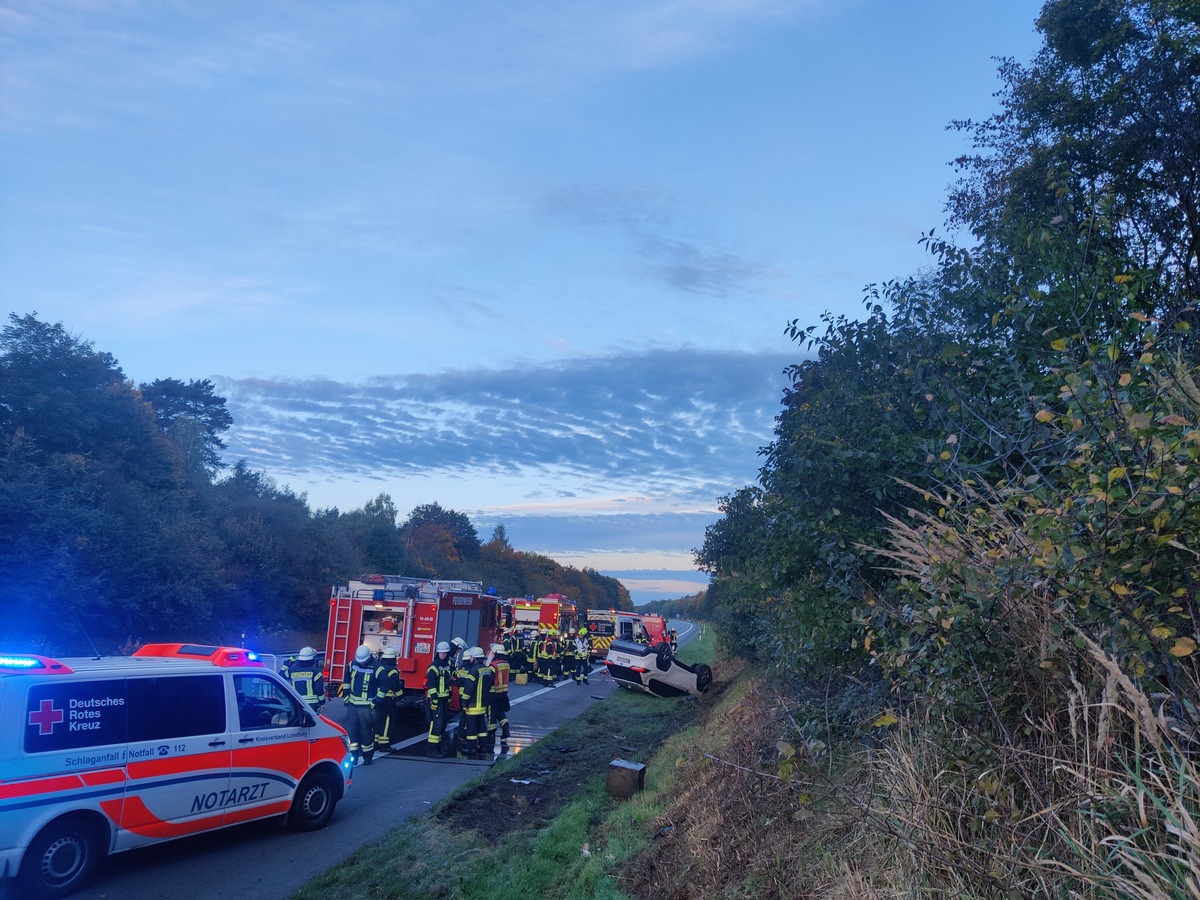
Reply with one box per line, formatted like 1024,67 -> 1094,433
490,656 -> 511,695
346,659 -> 382,707
470,662 -> 494,714
379,660 -> 402,700
281,659 -> 324,706
426,657 -> 453,700
456,664 -> 476,710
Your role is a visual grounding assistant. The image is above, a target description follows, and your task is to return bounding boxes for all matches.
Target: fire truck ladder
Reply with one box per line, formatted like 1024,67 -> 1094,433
329,593 -> 353,689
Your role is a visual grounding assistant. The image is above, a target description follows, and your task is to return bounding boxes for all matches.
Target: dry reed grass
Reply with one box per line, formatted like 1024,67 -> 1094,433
860,479 -> 1200,898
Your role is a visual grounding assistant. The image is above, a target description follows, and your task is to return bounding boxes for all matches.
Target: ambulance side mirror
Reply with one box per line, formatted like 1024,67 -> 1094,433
300,712 -> 317,728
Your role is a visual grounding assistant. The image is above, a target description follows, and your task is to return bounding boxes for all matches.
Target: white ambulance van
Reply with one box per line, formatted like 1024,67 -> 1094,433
0,643 -> 354,898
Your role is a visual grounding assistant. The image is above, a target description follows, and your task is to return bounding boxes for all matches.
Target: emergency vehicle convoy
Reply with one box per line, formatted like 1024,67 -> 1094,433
325,575 -> 505,705
0,643 -> 352,899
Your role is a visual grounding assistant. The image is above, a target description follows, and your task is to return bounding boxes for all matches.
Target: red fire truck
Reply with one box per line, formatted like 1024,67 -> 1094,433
639,613 -> 670,647
324,574 -> 505,705
503,593 -> 579,636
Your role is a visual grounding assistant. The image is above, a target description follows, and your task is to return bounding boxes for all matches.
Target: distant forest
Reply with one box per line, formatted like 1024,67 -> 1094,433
0,311 -> 634,655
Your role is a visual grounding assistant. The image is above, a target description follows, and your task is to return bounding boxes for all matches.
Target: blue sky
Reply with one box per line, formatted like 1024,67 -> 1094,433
0,0 -> 1046,604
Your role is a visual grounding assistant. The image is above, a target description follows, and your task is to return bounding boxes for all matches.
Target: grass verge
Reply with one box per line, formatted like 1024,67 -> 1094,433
290,634 -> 730,900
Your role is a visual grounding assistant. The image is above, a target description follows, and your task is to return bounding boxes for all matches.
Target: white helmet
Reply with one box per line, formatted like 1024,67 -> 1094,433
469,646 -> 484,660
298,647 -> 316,661
461,646 -> 478,662
490,643 -> 504,654
381,646 -> 398,659
436,641 -> 451,654
451,637 -> 468,651
354,645 -> 372,663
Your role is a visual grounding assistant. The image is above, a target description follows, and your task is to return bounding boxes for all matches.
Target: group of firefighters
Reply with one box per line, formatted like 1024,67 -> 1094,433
279,626 -> 598,767
504,625 -> 594,687
281,622 -> 687,766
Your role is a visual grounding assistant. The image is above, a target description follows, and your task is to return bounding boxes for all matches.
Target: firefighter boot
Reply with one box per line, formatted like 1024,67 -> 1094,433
426,742 -> 440,758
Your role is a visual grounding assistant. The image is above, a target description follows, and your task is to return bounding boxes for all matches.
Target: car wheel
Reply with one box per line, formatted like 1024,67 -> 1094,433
18,814 -> 106,899
655,643 -> 673,672
288,770 -> 339,831
694,663 -> 713,693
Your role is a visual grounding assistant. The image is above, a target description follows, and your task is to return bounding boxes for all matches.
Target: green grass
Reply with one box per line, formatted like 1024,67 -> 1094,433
290,630 -> 724,900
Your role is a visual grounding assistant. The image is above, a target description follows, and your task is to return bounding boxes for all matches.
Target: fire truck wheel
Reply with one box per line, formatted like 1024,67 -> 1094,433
18,813 -> 106,899
694,663 -> 713,693
289,770 -> 339,831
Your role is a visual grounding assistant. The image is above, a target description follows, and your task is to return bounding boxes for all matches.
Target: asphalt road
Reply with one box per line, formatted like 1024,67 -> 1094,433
21,621 -> 700,900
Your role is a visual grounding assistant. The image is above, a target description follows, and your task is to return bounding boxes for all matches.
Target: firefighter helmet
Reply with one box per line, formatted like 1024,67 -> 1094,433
354,645 -> 372,663
451,637 -> 468,651
469,646 -> 484,660
435,641 -> 451,654
461,646 -> 478,662
298,646 -> 316,661
490,643 -> 504,654
381,646 -> 398,659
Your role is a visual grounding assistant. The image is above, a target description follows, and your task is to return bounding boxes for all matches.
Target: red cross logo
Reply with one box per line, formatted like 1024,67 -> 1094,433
28,699 -> 65,735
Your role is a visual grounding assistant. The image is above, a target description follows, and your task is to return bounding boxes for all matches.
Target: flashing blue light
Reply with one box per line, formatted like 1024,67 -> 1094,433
246,651 -> 259,662
0,655 -> 44,669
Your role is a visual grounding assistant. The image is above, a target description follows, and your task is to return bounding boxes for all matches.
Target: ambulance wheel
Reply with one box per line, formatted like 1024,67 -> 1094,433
694,663 -> 713,693
289,770 -> 339,831
18,813 -> 106,899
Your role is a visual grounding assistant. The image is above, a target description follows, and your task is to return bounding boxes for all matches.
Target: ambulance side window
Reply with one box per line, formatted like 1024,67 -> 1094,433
234,674 -> 306,730
24,680 -> 127,753
127,675 -> 226,741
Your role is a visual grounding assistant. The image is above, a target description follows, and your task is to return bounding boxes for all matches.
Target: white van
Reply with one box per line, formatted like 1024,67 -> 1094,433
0,643 -> 353,898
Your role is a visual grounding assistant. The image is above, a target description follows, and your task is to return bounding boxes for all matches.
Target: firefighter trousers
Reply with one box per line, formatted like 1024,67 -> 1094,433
346,703 -> 376,761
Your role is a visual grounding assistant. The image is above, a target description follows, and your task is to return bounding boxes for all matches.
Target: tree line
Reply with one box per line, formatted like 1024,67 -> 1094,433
0,313 -> 632,656
696,1 -> 1200,893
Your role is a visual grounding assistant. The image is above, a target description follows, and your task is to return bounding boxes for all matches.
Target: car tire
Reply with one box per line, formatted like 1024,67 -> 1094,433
694,663 -> 713,693
17,814 -> 106,899
288,770 -> 339,831
655,643 -> 673,672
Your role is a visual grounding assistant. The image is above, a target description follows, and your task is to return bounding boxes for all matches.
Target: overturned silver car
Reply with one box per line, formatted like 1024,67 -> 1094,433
602,638 -> 713,698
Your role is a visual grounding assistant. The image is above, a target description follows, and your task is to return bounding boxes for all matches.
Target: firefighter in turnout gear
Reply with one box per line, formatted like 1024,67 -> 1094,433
345,645 -> 383,766
518,628 -> 535,674
502,629 -> 521,672
573,627 -> 592,684
487,642 -> 511,754
280,646 -> 325,712
471,647 -> 495,758
450,636 -> 469,668
453,647 -> 475,757
457,647 -> 493,758
553,631 -> 567,682
536,628 -> 556,686
425,641 -> 454,757
375,645 -> 402,751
